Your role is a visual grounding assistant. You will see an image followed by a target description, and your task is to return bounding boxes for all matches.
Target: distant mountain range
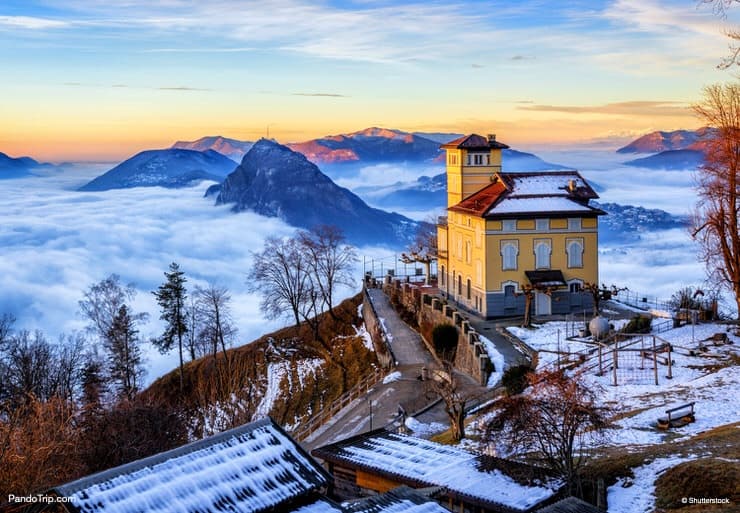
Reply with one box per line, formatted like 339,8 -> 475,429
617,128 -> 715,170
215,139 -> 419,247
0,152 -> 51,179
623,149 -> 706,170
617,128 -> 715,154
172,136 -> 254,162
78,149 -> 237,191
285,127 -> 442,164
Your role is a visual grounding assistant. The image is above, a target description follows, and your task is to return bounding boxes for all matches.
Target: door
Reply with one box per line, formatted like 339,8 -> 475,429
535,292 -> 551,315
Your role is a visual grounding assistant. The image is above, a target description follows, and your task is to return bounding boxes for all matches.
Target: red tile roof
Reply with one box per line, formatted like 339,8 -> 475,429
440,133 -> 510,150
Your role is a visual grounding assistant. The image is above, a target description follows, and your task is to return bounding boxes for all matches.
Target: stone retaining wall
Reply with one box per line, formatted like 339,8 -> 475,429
361,287 -> 395,369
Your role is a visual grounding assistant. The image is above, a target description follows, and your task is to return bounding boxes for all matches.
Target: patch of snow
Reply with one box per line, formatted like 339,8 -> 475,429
479,334 -> 507,387
354,324 -> 375,351
404,416 -> 447,436
378,317 -> 394,343
607,455 -> 692,513
383,371 -> 402,384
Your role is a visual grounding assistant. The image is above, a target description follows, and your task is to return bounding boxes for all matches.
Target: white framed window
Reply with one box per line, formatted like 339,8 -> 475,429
536,219 -> 549,231
568,218 -> 581,231
465,240 -> 472,263
502,219 -> 516,232
534,239 -> 551,269
503,281 -> 518,309
568,279 -> 583,293
566,238 -> 584,268
500,240 -> 519,270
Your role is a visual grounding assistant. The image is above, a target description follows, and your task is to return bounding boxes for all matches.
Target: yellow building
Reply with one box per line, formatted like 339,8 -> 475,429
436,134 -> 605,318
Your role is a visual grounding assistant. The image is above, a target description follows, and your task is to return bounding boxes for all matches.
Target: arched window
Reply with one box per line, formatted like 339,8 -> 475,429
501,241 -> 518,270
534,241 -> 551,269
458,275 -> 462,295
466,279 -> 471,300
567,239 -> 584,268
504,283 -> 517,309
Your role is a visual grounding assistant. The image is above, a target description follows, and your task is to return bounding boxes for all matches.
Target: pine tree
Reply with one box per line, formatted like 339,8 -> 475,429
152,262 -> 188,392
106,305 -> 143,400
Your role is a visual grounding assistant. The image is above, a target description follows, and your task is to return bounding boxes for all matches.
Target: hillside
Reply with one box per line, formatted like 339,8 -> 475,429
617,128 -> 716,154
144,294 -> 377,438
79,148 -> 238,191
214,138 -> 419,247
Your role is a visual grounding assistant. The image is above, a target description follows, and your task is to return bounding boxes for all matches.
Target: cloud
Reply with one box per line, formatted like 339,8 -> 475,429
510,55 -> 534,61
0,15 -> 68,30
157,86 -> 211,91
518,101 -> 691,117
471,63 -> 484,68
0,168 -> 302,383
291,92 -> 347,98
143,47 -> 256,53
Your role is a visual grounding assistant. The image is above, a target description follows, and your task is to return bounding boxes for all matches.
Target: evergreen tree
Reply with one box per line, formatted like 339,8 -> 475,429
152,262 -> 188,392
106,305 -> 143,400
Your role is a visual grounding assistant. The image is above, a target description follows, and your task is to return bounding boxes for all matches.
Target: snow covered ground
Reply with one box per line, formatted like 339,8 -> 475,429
502,318 -> 739,511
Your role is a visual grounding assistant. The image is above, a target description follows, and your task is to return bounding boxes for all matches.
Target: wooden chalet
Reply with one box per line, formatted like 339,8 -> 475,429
312,430 -> 565,513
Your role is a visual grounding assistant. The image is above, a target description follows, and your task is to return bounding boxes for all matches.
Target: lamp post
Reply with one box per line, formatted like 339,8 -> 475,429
367,397 -> 374,431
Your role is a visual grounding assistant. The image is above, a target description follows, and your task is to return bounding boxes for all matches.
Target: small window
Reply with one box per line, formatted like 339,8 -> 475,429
486,154 -> 490,165
502,220 -> 516,232
568,218 -> 581,231
466,279 -> 471,300
467,154 -> 471,165
567,239 -> 584,268
458,275 -> 462,295
465,240 -> 472,263
501,242 -> 518,270
441,266 -> 445,286
536,219 -> 549,231
569,281 -> 582,293
534,240 -> 551,269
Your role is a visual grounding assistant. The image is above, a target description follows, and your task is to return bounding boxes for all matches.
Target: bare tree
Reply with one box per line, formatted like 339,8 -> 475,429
692,83 -> 740,317
248,236 -> 310,327
194,283 -> 238,361
483,370 -> 613,495
298,225 -> 357,316
701,0 -> 740,68
79,275 -> 147,343
425,360 -> 478,442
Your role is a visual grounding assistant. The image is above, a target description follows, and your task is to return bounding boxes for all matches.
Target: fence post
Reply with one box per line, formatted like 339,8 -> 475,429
652,336 -> 659,386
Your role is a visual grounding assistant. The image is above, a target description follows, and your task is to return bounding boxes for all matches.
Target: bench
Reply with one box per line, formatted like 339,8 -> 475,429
657,402 -> 695,429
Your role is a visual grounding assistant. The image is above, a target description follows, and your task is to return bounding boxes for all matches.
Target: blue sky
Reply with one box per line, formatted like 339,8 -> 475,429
1,0 -> 737,160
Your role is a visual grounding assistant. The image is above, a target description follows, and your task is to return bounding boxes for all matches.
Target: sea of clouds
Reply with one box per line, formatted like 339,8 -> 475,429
0,153 -> 719,383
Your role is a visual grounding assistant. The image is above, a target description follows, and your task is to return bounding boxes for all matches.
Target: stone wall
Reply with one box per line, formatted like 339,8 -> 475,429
361,287 -> 395,369
418,297 -> 492,386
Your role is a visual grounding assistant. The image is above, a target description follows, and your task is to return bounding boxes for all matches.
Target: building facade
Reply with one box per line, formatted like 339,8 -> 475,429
436,134 -> 605,318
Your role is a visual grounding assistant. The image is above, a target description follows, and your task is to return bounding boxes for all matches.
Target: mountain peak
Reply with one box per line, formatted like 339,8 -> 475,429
172,136 -> 254,162
617,127 -> 715,154
215,141 -> 417,247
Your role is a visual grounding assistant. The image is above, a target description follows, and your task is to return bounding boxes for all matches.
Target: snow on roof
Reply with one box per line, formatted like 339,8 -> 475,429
54,418 -> 329,513
487,197 -> 596,215
293,498 -> 346,513
313,432 -> 561,511
504,172 -> 586,197
344,486 -> 448,513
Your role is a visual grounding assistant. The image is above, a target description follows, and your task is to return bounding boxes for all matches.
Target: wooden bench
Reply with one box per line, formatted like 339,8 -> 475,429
657,402 -> 695,429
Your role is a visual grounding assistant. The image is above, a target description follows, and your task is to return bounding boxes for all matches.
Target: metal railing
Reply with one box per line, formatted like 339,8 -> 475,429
290,367 -> 386,442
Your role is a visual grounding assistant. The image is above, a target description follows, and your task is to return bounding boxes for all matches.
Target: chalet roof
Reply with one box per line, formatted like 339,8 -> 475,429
440,133 -> 510,150
449,171 -> 605,219
535,497 -> 603,513
312,430 -> 562,513
344,486 -> 448,513
53,417 -> 330,513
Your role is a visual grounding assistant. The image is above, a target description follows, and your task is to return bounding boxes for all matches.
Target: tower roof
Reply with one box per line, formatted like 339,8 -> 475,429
440,133 -> 509,150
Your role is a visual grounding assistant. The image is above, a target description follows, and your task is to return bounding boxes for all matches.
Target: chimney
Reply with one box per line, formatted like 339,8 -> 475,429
488,133 -> 496,142
567,179 -> 576,192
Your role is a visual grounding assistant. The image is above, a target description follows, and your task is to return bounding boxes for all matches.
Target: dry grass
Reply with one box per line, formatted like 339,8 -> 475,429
655,458 -> 739,511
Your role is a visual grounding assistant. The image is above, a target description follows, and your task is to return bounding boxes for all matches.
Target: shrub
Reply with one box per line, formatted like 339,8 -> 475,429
620,315 -> 651,334
501,365 -> 532,395
432,323 -> 458,360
